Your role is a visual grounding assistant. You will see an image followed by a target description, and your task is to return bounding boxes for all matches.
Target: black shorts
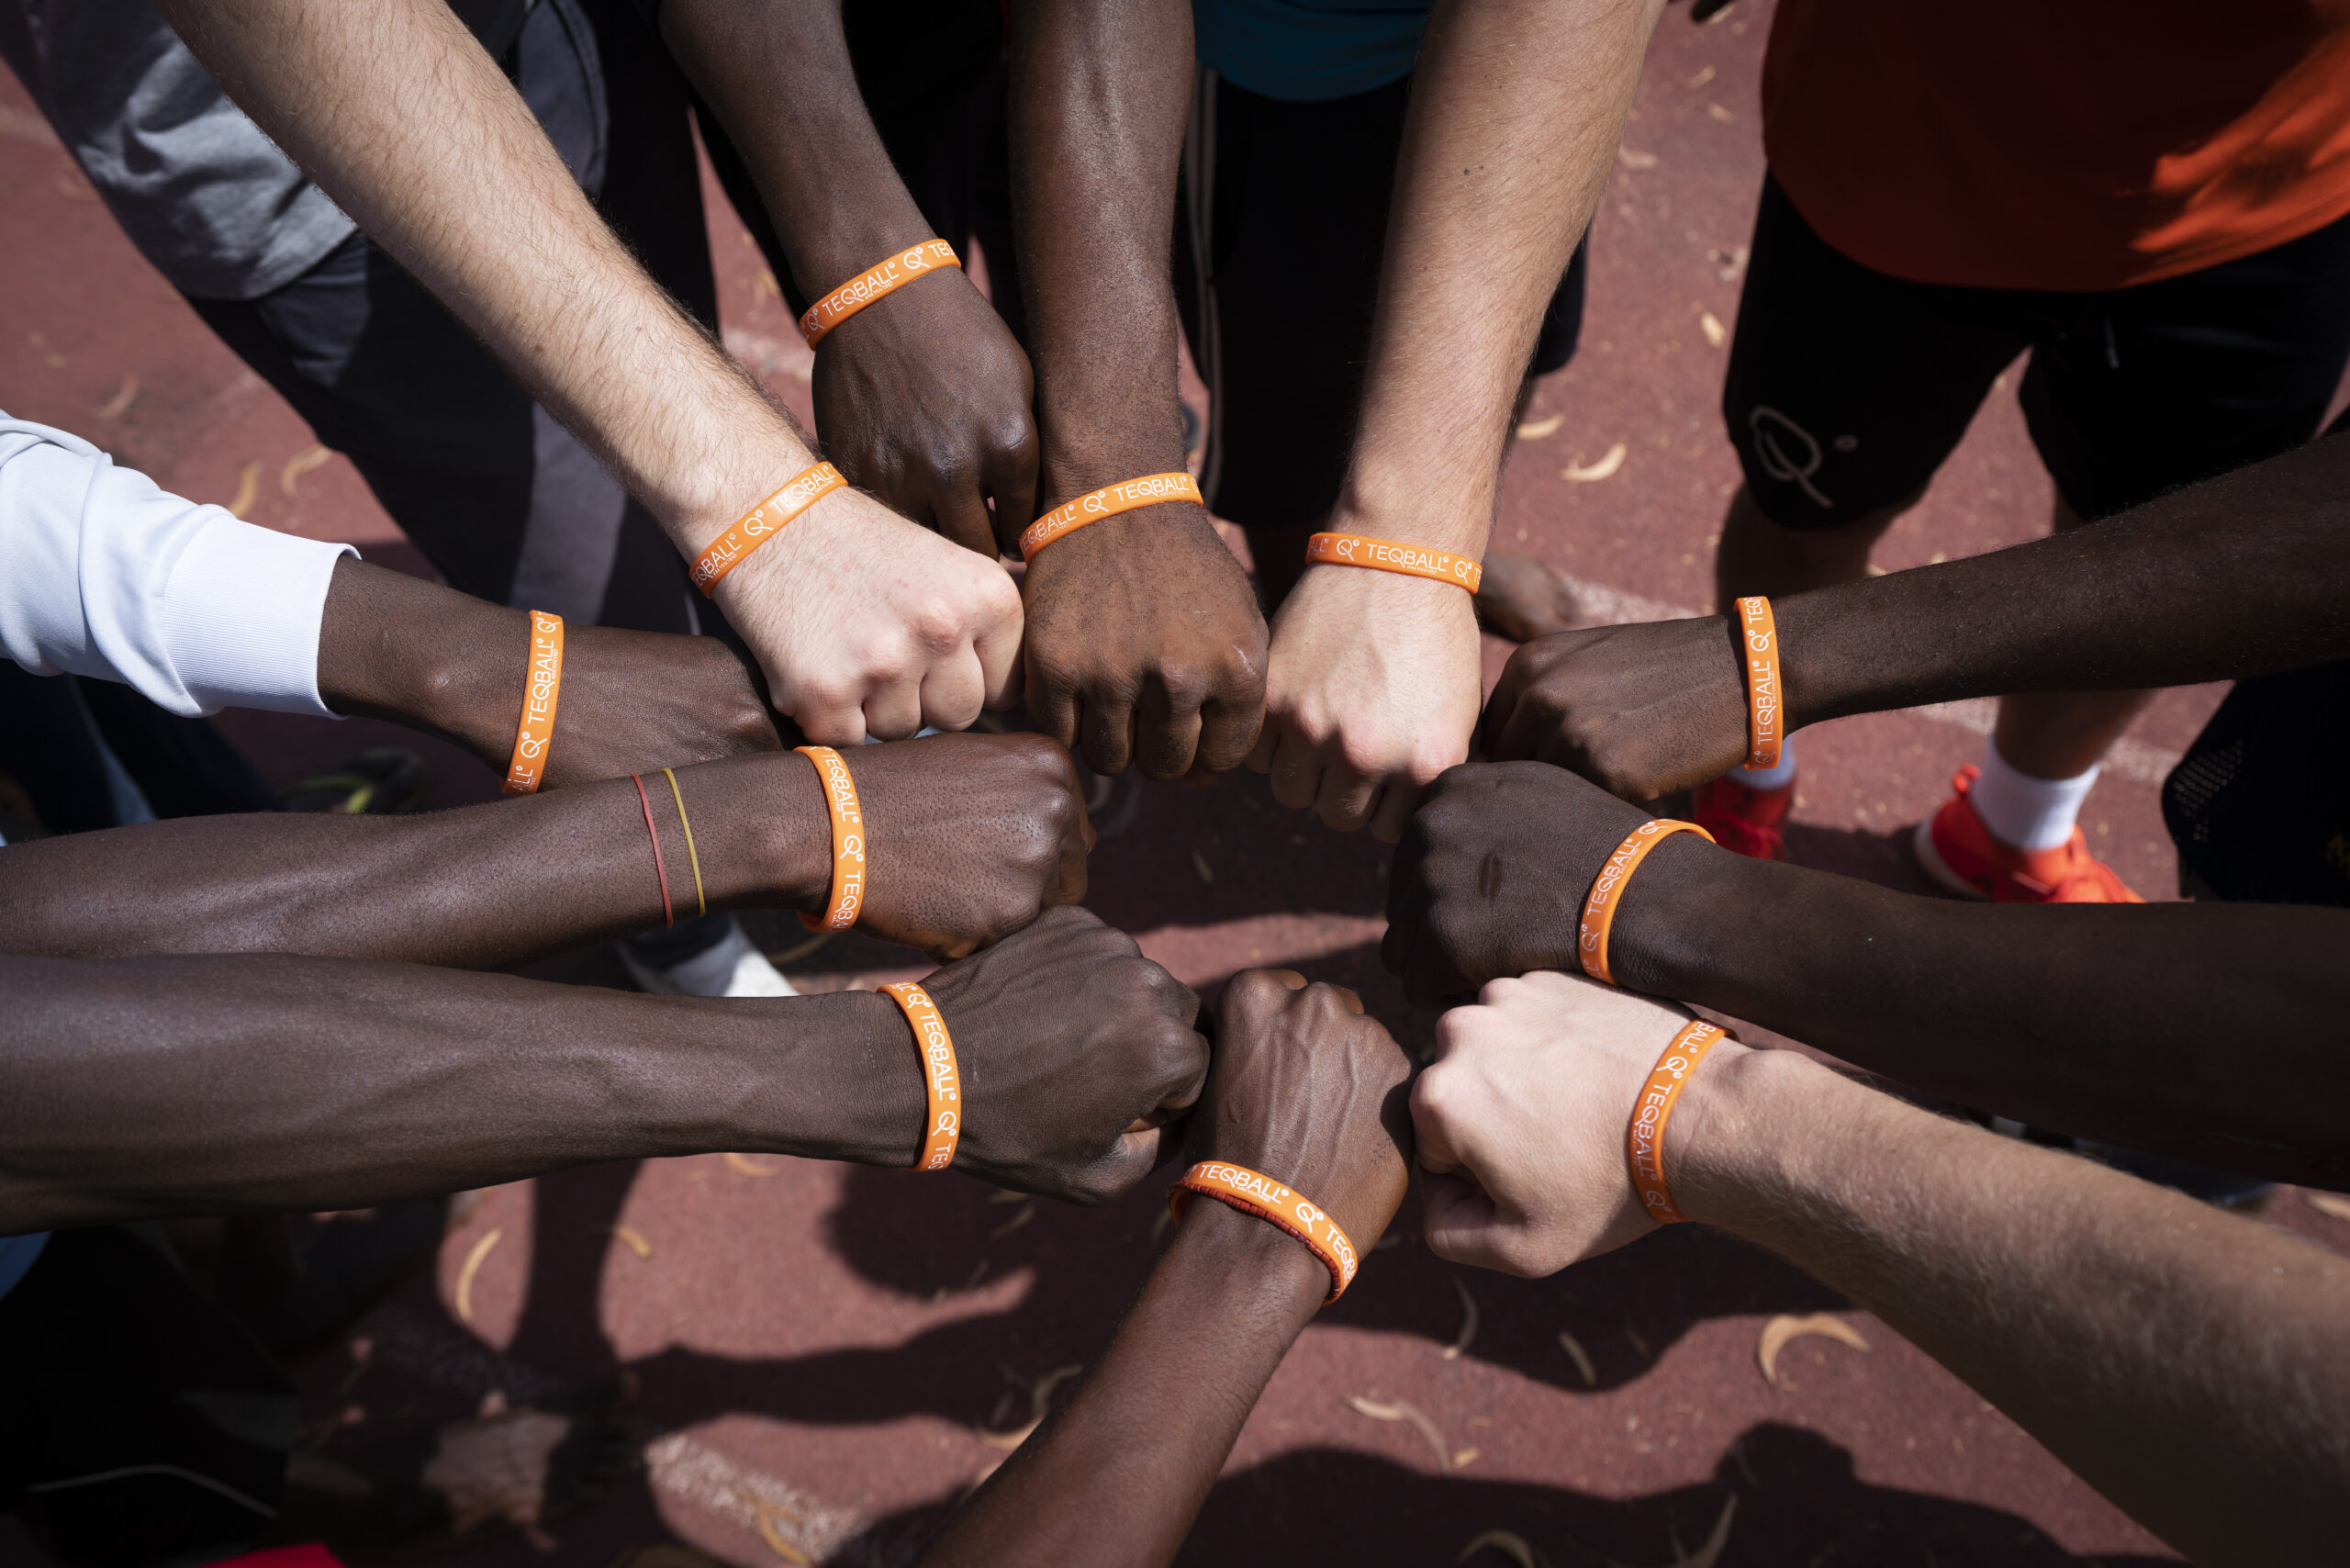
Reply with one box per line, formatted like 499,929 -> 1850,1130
1174,69 -> 1587,533
1723,173 -> 2350,529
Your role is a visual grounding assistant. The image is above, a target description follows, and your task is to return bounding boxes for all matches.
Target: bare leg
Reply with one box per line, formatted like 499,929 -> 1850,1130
1713,482 -> 1912,610
1991,497 -> 2155,779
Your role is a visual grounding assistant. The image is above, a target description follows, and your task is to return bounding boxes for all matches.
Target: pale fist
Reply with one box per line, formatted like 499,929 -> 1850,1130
1414,971 -> 1733,1276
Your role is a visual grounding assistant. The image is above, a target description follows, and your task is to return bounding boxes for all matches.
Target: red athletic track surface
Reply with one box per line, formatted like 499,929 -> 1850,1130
6,7 -> 2346,1566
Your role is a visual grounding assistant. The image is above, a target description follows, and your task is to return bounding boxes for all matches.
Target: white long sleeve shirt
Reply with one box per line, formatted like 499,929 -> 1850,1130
0,413 -> 353,716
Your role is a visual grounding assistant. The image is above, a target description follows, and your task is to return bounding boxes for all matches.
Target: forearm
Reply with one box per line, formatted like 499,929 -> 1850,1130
1008,0 -> 1192,494
917,1200 -> 1325,1567
157,0 -> 811,542
1613,840 -> 2350,1185
662,0 -> 933,294
1781,431 -> 2350,726
0,954 -> 917,1229
0,757 -> 828,969
1337,0 -> 1661,551
1676,1050 -> 2350,1565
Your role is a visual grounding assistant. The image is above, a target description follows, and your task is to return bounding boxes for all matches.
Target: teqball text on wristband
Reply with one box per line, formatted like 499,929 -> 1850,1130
800,240 -> 961,349
1168,1160 -> 1359,1305
502,610 -> 564,795
882,980 -> 960,1171
1579,819 -> 1716,987
1735,595 -> 1783,770
691,462 -> 848,593
795,745 -> 866,932
1304,532 -> 1483,593
1018,472 -> 1202,560
1628,1018 -> 1728,1224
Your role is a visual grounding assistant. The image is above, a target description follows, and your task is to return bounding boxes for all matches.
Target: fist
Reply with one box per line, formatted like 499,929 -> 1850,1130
1382,762 -> 1659,1007
1480,619 -> 1749,801
1181,970 -> 1415,1255
1414,971 -> 1731,1276
540,626 -> 781,787
923,906 -> 1208,1204
845,733 -> 1093,960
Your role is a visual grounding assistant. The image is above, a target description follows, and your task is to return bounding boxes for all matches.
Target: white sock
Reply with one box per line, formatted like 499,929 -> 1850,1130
1968,740 -> 2098,852
1728,740 -> 1798,791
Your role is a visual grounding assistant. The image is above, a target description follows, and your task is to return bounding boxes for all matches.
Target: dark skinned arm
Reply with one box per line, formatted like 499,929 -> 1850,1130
1004,0 -> 1267,780
912,970 -> 1413,1568
1481,430 -> 2350,797
0,905 -> 1205,1231
0,732 -> 1091,966
658,0 -> 1037,556
1382,762 -> 2350,1186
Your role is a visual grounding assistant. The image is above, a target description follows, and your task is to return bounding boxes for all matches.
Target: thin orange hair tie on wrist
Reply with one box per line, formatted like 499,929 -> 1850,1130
1168,1160 -> 1359,1304
690,462 -> 847,594
1628,1018 -> 1728,1224
795,745 -> 866,932
882,980 -> 960,1171
1736,595 -> 1784,770
1304,532 -> 1483,593
1018,472 -> 1202,560
501,610 -> 564,795
800,240 -> 961,349
1579,819 -> 1716,987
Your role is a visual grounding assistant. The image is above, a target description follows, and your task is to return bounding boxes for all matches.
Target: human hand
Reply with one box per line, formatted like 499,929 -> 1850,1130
712,486 -> 1024,744
814,732 -> 1092,960
1181,969 -> 1415,1254
1479,618 -> 1749,801
538,625 -> 781,786
812,270 -> 1038,560
1251,563 -> 1482,841
1020,497 -> 1267,779
921,906 -> 1208,1203
1414,970 -> 1737,1275
1383,761 -> 1697,1006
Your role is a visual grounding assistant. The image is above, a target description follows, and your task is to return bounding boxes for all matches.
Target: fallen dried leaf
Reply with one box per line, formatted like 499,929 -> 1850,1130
1698,311 -> 1727,349
1452,1448 -> 1480,1469
1562,443 -> 1627,483
225,462 -> 261,519
1150,1206 -> 1175,1245
1348,1395 -> 1453,1472
755,268 -> 781,300
723,1152 -> 783,1177
988,1187 -> 1027,1204
53,166 -> 99,203
763,929 -> 833,968
1616,148 -> 1659,172
1516,414 -> 1564,440
610,1224 -> 652,1260
280,442 -> 332,498
753,1498 -> 812,1564
1443,1277 -> 1480,1361
977,1363 -> 1085,1450
1557,1328 -> 1596,1387
1191,848 -> 1214,884
1459,1527 -> 1538,1568
453,1226 -> 502,1327
95,374 -> 138,420
2306,1191 -> 2350,1223
1372,1231 -> 1403,1251
1687,64 -> 1717,89
1661,1494 -> 1737,1568
1707,103 -> 1734,123
989,1203 -> 1035,1240
1757,1313 -> 1869,1385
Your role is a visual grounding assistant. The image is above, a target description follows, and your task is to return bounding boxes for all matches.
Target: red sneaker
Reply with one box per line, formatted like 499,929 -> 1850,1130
1693,774 -> 1794,861
1913,765 -> 2143,903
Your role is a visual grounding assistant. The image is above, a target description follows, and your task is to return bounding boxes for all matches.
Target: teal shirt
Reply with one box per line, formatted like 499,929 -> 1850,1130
1192,0 -> 1430,103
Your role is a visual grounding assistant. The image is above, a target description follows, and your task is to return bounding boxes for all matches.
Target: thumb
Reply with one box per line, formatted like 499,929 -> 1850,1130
1420,1170 -> 1523,1273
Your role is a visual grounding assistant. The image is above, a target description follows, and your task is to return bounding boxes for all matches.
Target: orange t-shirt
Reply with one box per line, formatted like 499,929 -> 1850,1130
1762,0 -> 2350,292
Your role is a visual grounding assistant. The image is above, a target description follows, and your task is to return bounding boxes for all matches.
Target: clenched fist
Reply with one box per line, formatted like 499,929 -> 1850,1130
1480,618 -> 1751,801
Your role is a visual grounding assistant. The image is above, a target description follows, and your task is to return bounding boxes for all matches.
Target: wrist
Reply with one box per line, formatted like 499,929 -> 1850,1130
1590,830 -> 1728,996
315,560 -> 531,763
672,754 -> 834,911
735,988 -> 929,1165
1663,1045 -> 1824,1233
1321,495 -> 1493,561
1168,1191 -> 1330,1323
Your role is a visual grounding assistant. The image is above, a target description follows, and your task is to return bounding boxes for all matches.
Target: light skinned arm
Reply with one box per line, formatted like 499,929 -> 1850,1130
1482,429 -> 2350,796
913,971 -> 1414,1568
0,904 -> 1207,1231
1254,0 -> 1664,840
657,0 -> 1038,556
1004,0 -> 1268,781
1411,972 -> 2350,1568
155,0 -> 1022,744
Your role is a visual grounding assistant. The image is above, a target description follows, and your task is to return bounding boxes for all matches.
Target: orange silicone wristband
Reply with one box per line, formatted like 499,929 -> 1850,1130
795,745 -> 867,933
1018,472 -> 1202,560
1736,595 -> 1784,770
1579,819 -> 1716,987
882,980 -> 960,1171
690,462 -> 848,595
1628,1018 -> 1727,1224
800,240 -> 961,349
501,610 -> 564,795
1168,1159 -> 1358,1305
1304,532 -> 1483,594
